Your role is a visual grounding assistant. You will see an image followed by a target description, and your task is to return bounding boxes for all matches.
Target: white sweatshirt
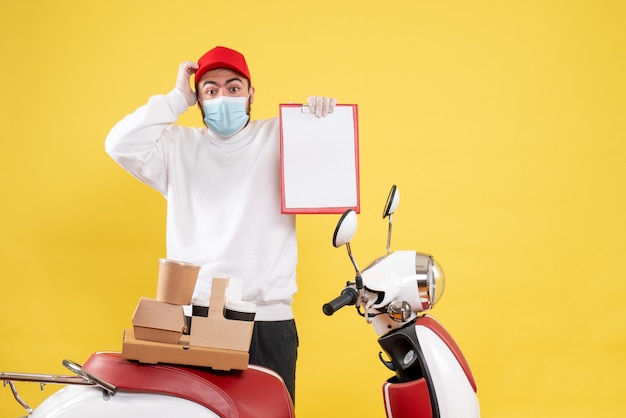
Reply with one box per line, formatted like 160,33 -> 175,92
105,89 -> 297,321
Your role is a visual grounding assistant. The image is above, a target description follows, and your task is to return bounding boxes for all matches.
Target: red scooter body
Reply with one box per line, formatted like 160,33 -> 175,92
82,352 -> 294,418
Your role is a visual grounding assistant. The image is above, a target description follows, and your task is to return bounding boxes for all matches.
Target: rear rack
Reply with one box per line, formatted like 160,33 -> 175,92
1,359 -> 117,414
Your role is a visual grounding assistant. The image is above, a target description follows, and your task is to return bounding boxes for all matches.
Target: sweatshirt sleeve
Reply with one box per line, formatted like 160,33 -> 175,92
104,88 -> 190,195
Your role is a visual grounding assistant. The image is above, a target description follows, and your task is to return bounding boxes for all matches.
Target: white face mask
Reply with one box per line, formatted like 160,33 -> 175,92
202,96 -> 250,136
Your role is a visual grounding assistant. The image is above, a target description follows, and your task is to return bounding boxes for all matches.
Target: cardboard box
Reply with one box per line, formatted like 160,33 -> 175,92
131,297 -> 186,344
189,278 -> 254,352
122,277 -> 254,371
122,329 -> 249,371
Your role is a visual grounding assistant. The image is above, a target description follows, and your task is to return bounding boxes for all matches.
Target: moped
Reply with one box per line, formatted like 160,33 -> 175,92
323,185 -> 480,417
1,185 -> 479,417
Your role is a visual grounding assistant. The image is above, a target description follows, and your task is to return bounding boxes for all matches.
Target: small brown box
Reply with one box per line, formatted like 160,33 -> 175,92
132,297 -> 185,344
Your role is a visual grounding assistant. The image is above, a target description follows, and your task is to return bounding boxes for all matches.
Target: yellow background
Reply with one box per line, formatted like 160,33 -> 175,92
1,1 -> 625,416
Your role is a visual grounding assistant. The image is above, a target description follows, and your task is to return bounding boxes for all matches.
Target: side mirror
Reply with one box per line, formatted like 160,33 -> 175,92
332,209 -> 362,282
383,185 -> 400,219
382,185 -> 400,254
333,209 -> 358,248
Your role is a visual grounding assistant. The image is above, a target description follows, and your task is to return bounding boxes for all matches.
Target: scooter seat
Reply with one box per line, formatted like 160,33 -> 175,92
82,352 -> 294,418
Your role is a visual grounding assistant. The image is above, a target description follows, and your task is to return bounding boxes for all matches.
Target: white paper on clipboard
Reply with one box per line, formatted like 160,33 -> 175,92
279,104 -> 360,214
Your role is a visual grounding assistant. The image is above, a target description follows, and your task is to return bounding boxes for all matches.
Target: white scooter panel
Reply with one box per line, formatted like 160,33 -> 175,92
31,385 -> 218,418
416,317 -> 480,417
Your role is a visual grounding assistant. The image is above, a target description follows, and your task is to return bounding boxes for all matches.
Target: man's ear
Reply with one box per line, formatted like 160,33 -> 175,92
249,86 -> 255,105
197,98 -> 206,126
196,88 -> 202,109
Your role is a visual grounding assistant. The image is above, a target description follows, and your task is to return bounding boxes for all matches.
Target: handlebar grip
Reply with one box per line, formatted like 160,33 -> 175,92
322,288 -> 358,316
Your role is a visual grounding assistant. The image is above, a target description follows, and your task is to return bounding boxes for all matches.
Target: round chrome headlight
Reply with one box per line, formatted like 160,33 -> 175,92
415,253 -> 445,311
430,258 -> 445,306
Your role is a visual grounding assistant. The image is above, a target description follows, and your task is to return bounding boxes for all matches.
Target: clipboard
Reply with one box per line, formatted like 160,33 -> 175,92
279,103 -> 360,214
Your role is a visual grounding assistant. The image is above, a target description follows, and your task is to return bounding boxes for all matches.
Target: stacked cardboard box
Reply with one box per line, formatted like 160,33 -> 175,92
121,259 -> 254,371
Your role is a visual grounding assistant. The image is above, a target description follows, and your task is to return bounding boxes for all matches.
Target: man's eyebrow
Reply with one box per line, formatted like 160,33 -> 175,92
226,77 -> 244,84
200,77 -> 244,88
200,80 -> 217,88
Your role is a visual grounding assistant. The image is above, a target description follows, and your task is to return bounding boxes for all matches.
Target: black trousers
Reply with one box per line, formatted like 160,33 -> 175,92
248,319 -> 299,404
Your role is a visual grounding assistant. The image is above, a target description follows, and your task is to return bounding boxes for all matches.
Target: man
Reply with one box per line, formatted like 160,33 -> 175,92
105,46 -> 336,403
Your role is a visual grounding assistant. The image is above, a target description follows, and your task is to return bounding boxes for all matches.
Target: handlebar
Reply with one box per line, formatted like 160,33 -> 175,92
322,287 -> 358,316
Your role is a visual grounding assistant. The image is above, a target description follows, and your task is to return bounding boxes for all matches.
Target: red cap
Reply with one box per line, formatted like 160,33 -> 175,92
194,46 -> 251,86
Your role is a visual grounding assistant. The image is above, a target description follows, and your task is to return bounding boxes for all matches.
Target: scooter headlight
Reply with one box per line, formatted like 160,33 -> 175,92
415,253 -> 445,311
430,258 -> 445,306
